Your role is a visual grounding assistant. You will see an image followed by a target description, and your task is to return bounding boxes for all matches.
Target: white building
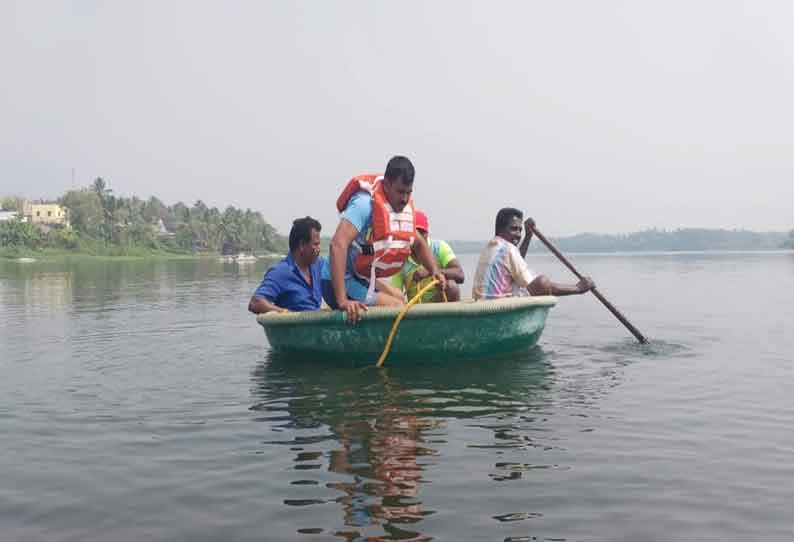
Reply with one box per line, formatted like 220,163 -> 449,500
0,210 -> 24,222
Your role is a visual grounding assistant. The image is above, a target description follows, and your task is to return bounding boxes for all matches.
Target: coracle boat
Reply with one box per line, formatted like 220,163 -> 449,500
256,296 -> 556,363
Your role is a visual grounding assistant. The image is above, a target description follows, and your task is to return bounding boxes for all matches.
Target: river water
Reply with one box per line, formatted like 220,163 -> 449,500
1,251 -> 793,541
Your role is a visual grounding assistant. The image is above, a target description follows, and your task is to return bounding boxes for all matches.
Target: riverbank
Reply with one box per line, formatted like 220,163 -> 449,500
0,247 -> 206,262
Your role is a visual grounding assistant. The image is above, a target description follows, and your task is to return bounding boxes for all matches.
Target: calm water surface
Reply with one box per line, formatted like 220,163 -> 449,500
2,252 -> 793,541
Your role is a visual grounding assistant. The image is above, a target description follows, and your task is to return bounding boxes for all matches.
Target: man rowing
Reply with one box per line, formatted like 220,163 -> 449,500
472,207 -> 594,300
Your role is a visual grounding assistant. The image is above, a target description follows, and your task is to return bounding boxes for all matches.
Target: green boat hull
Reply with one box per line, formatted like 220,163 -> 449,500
257,296 -> 556,364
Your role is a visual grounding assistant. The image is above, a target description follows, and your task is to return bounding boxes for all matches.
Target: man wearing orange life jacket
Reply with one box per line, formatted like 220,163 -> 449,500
321,156 -> 446,323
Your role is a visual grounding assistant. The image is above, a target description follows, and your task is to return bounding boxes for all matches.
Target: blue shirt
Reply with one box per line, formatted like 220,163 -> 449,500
321,192 -> 373,281
254,254 -> 327,311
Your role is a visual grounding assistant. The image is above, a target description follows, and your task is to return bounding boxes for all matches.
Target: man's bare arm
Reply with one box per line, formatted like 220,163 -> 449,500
248,296 -> 287,314
411,235 -> 447,290
519,217 -> 535,258
329,219 -> 368,323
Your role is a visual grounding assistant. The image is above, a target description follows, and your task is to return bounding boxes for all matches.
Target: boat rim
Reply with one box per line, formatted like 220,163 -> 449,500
257,296 -> 557,326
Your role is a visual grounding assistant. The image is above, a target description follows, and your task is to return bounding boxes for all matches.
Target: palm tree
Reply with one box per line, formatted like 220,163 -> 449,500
92,177 -> 112,201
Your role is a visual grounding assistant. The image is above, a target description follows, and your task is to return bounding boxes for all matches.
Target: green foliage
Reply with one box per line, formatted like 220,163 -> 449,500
1,196 -> 23,212
0,219 -> 42,248
47,227 -> 80,249
61,189 -> 103,237
3,178 -> 288,258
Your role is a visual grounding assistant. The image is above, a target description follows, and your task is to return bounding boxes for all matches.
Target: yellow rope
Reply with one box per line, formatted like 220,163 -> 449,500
408,270 -> 448,304
375,278 -> 441,368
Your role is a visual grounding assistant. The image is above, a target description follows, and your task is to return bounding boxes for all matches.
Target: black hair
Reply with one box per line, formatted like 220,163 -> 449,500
384,155 -> 415,185
289,216 -> 321,252
495,207 -> 523,235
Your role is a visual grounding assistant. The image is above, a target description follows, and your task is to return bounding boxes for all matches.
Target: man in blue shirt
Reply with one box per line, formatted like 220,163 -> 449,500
248,216 -> 326,314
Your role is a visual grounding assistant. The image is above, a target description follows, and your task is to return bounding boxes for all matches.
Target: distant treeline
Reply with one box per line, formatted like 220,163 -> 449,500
4,181 -> 793,257
450,228 -> 794,254
0,178 -> 287,256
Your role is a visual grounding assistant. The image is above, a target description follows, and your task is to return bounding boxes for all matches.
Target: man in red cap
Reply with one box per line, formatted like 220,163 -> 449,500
390,210 -> 464,303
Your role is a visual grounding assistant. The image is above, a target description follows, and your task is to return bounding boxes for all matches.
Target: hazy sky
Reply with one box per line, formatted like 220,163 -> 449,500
2,1 -> 793,239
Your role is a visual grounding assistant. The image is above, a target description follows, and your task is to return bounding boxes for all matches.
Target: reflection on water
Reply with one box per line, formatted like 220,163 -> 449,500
3,253 -> 794,541
0,265 -> 74,312
252,350 -> 553,540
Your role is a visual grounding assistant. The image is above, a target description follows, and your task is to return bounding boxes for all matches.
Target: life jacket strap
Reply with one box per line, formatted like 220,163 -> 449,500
352,240 -> 374,256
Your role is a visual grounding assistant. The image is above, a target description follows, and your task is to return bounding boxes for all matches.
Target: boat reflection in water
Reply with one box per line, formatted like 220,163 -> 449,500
251,348 -> 553,541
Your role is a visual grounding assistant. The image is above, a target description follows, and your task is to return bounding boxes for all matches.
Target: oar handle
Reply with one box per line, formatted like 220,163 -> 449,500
531,226 -> 648,344
532,228 -> 584,280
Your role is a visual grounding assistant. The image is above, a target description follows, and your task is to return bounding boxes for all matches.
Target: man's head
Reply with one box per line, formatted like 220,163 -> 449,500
381,155 -> 415,212
289,216 -> 322,264
495,207 -> 524,246
414,210 -> 429,242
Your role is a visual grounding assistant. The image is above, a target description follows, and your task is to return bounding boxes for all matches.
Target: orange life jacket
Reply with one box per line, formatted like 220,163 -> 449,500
336,174 -> 416,281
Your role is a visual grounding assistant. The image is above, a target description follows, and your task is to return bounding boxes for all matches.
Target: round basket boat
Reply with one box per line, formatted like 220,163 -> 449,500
256,296 -> 556,364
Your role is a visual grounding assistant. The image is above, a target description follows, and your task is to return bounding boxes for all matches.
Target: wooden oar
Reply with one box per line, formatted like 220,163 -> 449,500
531,225 -> 649,344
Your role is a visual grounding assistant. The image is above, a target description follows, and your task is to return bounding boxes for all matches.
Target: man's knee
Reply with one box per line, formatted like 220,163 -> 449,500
443,282 -> 460,301
375,292 -> 404,307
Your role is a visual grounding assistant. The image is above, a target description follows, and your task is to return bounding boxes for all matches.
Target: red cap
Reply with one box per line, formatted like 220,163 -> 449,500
414,210 -> 429,233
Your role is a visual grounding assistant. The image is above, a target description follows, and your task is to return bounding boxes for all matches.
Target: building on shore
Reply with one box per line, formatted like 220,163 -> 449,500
22,202 -> 69,227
